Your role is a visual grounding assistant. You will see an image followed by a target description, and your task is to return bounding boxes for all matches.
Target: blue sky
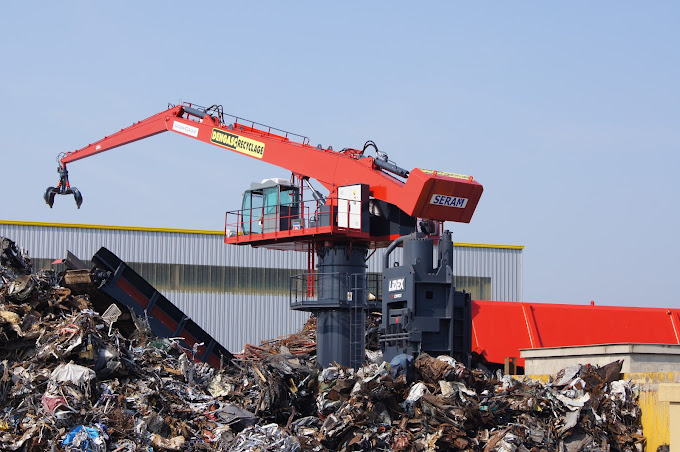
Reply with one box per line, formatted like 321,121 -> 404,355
1,2 -> 678,307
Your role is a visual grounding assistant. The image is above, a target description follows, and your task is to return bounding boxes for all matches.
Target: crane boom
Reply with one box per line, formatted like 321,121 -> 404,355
45,102 -> 483,223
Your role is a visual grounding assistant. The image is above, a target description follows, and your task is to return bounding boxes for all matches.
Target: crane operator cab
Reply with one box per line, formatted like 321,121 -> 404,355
241,179 -> 301,235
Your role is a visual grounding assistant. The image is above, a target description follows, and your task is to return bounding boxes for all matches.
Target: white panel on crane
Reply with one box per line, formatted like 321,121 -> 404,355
337,184 -> 364,229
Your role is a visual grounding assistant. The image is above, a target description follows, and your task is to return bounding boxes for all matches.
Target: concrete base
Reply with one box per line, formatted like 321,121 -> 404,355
520,343 -> 680,375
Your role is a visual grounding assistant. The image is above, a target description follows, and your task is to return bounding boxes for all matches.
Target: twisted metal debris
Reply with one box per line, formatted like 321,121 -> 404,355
0,237 -> 645,451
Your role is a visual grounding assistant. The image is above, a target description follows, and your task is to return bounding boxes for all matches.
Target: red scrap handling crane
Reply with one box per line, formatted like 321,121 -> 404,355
44,102 -> 483,368
44,102 -> 680,369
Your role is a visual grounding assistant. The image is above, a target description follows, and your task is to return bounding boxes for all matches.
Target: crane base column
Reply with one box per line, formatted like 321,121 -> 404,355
291,244 -> 368,369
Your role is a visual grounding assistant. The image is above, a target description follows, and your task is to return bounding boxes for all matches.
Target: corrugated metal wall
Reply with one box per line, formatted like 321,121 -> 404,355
0,222 -> 522,351
454,245 -> 523,302
2,224 -> 305,268
169,292 -> 309,353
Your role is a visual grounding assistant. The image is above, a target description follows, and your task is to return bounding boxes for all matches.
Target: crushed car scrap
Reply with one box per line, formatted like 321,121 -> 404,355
0,237 -> 646,451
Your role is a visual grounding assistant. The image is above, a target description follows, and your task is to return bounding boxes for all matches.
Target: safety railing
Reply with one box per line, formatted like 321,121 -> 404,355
290,271 -> 353,308
178,101 -> 310,146
289,272 -> 382,307
224,196 -> 364,241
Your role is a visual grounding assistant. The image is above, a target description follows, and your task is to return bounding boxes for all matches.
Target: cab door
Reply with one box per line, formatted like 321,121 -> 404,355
241,189 -> 263,234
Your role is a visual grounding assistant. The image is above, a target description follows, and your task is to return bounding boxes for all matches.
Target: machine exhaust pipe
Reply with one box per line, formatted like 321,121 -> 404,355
383,232 -> 418,270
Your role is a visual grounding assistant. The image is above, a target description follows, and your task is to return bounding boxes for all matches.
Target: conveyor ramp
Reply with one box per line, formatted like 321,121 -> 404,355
91,247 -> 233,368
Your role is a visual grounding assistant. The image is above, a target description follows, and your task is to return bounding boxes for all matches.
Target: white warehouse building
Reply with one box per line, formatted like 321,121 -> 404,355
0,220 -> 523,352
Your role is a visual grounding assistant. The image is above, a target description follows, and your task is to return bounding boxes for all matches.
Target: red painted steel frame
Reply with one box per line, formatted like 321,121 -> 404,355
58,104 -> 483,224
471,300 -> 680,366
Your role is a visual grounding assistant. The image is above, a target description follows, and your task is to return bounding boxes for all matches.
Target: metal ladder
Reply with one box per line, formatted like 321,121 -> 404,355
348,273 -> 367,370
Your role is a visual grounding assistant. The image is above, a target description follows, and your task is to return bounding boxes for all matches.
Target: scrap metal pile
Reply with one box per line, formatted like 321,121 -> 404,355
0,237 -> 645,451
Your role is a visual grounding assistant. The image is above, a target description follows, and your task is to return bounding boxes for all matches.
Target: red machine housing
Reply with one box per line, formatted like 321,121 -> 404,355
472,300 -> 680,367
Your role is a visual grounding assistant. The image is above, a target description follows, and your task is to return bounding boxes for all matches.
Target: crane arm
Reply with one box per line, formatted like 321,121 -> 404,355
45,102 -> 482,223
59,105 -> 185,165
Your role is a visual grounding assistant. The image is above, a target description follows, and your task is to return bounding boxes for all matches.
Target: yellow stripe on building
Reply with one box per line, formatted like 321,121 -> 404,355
0,220 -> 223,236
